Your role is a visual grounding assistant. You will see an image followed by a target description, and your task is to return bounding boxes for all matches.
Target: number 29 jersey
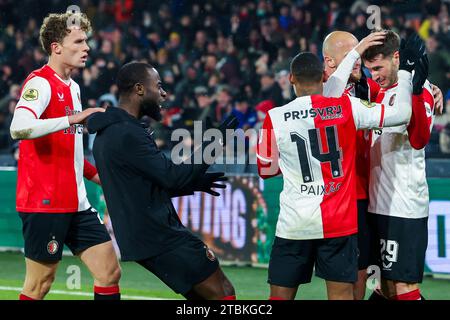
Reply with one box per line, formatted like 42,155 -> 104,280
257,94 -> 387,240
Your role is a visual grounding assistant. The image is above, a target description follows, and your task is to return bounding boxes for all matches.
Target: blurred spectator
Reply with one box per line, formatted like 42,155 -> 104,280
426,34 -> 450,93
258,71 -> 284,107
209,85 -> 233,126
0,0 -> 448,165
231,94 -> 257,130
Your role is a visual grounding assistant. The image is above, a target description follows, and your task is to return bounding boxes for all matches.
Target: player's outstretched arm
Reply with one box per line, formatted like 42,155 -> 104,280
10,107 -> 104,140
10,108 -> 70,140
121,129 -> 197,191
350,70 -> 413,129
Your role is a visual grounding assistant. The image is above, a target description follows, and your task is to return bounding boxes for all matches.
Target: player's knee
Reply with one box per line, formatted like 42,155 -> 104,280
95,264 -> 121,286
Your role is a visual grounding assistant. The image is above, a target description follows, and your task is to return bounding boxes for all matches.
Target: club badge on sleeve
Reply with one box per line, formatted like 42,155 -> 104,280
22,89 -> 39,101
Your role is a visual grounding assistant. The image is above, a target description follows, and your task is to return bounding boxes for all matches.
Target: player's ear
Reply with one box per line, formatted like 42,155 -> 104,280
392,51 -> 400,65
51,42 -> 62,55
288,73 -> 295,85
135,83 -> 144,96
324,56 -> 336,69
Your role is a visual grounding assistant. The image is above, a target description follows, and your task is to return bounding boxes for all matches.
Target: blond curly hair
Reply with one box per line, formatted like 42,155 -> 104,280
39,12 -> 92,55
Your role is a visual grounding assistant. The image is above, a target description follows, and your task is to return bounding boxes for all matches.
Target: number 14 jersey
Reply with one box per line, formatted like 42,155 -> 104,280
257,94 -> 389,240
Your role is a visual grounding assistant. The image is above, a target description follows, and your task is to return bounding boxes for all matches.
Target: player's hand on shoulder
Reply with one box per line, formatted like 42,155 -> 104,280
354,31 -> 386,56
69,107 -> 105,125
431,84 -> 444,114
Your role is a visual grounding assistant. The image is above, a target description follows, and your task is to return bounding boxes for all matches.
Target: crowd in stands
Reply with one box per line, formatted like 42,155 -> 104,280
0,0 -> 449,166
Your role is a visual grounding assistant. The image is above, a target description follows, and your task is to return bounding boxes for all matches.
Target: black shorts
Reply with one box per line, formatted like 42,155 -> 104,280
268,235 -> 358,287
136,235 -> 219,295
20,207 -> 111,262
357,199 -> 371,270
367,213 -> 428,283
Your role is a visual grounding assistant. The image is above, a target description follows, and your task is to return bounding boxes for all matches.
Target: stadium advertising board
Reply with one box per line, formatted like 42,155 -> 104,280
0,171 -> 449,273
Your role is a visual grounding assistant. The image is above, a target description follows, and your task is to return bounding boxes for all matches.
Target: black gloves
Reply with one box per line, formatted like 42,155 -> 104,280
194,172 -> 228,196
412,53 -> 429,95
399,33 -> 426,72
355,66 -> 369,101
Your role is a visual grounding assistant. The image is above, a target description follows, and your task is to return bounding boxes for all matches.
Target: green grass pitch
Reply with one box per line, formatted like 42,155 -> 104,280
0,251 -> 448,300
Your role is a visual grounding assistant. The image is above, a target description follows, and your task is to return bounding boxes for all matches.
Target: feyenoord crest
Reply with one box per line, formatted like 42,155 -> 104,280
205,246 -> 216,261
47,240 -> 59,255
389,94 -> 396,106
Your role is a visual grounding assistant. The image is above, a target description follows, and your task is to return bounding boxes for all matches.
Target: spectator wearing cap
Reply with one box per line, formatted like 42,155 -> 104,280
167,32 -> 183,62
193,86 -> 213,122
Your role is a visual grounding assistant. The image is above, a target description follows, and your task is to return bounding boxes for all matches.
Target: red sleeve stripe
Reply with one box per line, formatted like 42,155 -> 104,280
379,104 -> 385,128
16,106 -> 38,119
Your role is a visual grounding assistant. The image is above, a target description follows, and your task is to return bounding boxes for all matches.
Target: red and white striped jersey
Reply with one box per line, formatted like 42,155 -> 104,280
368,80 -> 435,219
15,65 -> 91,213
257,94 -> 389,240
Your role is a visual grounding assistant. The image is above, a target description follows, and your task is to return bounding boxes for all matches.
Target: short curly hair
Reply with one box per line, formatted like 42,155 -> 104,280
39,12 -> 92,55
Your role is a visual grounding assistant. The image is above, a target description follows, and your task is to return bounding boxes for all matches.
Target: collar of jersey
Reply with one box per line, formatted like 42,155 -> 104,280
43,65 -> 72,87
379,82 -> 398,92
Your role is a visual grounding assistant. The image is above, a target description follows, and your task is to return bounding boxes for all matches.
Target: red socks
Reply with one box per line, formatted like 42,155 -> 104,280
391,289 -> 421,300
269,296 -> 286,300
19,293 -> 35,300
94,285 -> 121,300
221,295 -> 236,300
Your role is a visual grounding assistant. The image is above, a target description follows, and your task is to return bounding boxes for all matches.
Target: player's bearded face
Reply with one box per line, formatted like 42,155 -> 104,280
364,54 -> 398,88
349,58 -> 362,82
140,95 -> 162,121
139,72 -> 166,121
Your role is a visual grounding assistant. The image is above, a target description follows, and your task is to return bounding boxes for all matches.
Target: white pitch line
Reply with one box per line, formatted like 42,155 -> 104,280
0,286 -> 179,300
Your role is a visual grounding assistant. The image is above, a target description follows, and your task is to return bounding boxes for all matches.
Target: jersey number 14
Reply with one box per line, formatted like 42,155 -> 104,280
290,125 -> 343,183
